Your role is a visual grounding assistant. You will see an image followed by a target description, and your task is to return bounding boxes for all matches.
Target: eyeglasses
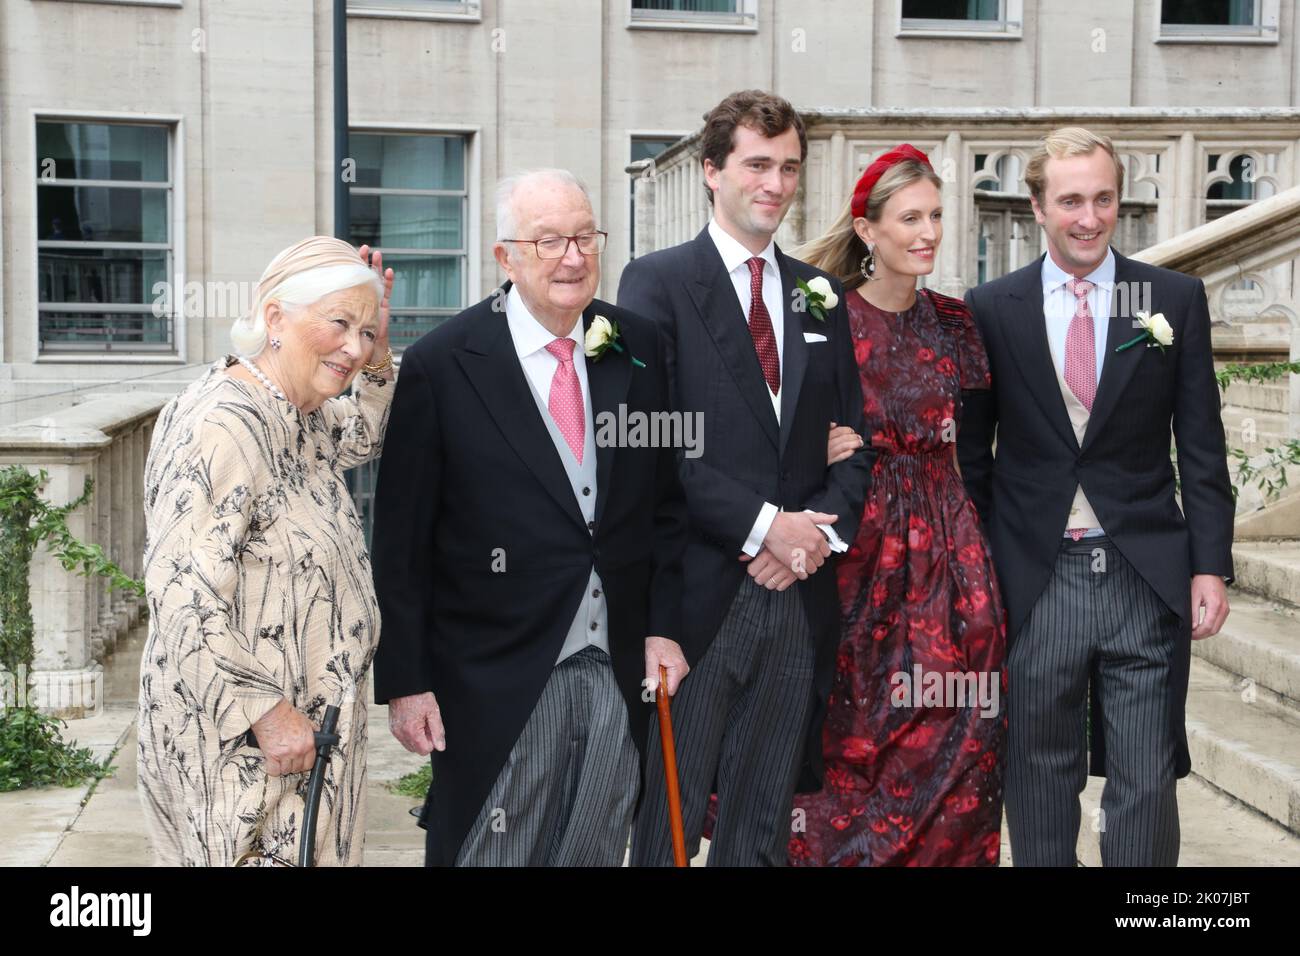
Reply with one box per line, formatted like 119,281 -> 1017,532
501,231 -> 608,259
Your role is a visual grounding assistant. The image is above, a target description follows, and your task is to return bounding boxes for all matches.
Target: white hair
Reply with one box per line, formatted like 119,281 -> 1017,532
494,168 -> 592,248
230,262 -> 383,358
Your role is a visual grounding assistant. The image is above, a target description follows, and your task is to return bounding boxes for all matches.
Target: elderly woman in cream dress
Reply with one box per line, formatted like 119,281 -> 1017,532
138,236 -> 395,866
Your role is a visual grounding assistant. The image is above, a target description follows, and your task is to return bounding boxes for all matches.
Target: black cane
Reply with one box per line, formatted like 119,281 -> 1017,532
245,704 -> 341,867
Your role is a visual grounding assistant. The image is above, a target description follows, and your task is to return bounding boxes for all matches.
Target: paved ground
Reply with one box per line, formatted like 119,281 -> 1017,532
2,624 -> 1297,867
0,625 -> 426,867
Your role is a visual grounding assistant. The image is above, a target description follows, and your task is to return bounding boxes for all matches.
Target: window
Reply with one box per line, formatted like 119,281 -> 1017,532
1163,0 -> 1256,26
629,0 -> 757,32
348,132 -> 468,351
903,0 -> 1000,20
36,120 -> 175,354
346,0 -> 480,20
1159,0 -> 1278,41
900,0 -> 1022,36
629,135 -> 681,259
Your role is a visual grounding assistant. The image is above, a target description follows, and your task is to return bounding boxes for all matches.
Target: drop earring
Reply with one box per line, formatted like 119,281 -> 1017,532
859,247 -> 877,281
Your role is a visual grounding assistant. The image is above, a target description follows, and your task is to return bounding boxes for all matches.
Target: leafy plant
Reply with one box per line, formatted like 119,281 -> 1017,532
1216,361 -> 1300,503
389,763 -> 431,799
0,706 -> 110,792
0,465 -> 141,790
1215,360 -> 1300,392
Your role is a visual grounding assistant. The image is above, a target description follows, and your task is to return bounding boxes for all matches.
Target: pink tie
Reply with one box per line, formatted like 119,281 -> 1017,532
545,338 -> 584,464
1065,278 -> 1096,541
1064,278 -> 1097,412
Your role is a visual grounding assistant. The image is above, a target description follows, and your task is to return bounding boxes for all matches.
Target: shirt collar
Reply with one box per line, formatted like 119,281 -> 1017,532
505,284 -> 584,360
708,218 -> 778,278
1042,246 -> 1116,295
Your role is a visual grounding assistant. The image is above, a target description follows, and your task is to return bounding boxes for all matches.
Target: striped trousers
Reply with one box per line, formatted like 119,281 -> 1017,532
1006,535 -> 1182,867
632,577 -> 816,866
454,646 -> 639,867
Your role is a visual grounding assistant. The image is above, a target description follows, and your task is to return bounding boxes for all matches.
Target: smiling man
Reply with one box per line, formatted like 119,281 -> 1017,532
371,169 -> 688,866
618,91 -> 871,865
958,128 -> 1235,866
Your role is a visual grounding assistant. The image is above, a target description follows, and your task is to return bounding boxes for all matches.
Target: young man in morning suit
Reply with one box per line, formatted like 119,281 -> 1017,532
619,91 -> 873,866
958,128 -> 1235,866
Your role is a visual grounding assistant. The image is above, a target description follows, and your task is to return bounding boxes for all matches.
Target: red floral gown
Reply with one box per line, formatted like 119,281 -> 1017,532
788,288 -> 1007,867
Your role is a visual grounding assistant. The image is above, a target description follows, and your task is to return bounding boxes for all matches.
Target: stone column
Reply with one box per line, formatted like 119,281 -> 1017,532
0,394 -> 171,718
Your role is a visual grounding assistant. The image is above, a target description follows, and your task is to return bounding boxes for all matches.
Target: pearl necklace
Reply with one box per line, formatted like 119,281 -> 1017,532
235,356 -> 287,402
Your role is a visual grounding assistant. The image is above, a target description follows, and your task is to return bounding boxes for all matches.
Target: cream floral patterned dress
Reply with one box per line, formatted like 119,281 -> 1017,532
137,357 -> 392,866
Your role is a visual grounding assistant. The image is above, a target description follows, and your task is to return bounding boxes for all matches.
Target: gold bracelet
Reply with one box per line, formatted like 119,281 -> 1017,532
362,347 -> 394,374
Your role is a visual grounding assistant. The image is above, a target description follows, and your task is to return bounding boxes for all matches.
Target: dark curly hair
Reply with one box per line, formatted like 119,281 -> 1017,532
699,90 -> 807,206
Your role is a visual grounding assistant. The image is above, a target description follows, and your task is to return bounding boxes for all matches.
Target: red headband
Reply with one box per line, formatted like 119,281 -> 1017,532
850,144 -> 933,219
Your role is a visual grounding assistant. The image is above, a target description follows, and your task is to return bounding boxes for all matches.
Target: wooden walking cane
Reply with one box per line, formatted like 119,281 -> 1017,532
656,664 -> 688,867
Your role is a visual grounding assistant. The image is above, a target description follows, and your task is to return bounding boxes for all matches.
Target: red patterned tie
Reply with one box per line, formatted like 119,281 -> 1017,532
1064,278 -> 1097,411
746,256 -> 780,395
545,338 -> 584,464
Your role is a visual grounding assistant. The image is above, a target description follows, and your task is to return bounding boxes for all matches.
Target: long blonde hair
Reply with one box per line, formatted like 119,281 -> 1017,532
794,159 -> 943,290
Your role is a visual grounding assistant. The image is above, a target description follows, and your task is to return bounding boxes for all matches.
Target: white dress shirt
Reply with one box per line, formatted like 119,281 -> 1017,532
505,284 -> 591,417
706,219 -> 845,559
1041,249 -> 1113,538
1042,247 -> 1114,385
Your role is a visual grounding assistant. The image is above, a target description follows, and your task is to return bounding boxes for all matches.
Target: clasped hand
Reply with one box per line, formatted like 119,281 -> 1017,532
741,510 -> 838,591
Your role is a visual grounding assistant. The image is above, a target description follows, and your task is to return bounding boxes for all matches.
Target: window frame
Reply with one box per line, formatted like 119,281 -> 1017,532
31,110 -> 185,363
1156,0 -> 1279,44
897,0 -> 1023,40
346,0 -> 480,22
346,123 -> 480,352
31,1 -> 184,8
627,0 -> 759,34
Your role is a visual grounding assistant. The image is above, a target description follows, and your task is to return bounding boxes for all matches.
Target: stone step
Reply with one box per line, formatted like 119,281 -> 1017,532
1192,591 -> 1300,708
1232,541 -> 1300,607
1222,380 -> 1289,414
1220,405 -> 1289,454
1075,771 -> 1300,865
1185,657 -> 1300,834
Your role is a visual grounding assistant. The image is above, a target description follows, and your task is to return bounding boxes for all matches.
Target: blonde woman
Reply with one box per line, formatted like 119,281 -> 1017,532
138,237 -> 394,866
788,146 -> 1007,866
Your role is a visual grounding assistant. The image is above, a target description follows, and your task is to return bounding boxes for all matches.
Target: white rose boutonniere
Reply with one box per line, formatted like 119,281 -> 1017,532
1116,310 -> 1174,354
796,276 -> 838,323
584,315 -> 645,367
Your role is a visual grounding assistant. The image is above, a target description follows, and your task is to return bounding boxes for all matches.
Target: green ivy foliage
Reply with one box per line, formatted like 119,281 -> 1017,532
0,706 -> 109,792
1216,362 -> 1300,503
0,465 -> 140,790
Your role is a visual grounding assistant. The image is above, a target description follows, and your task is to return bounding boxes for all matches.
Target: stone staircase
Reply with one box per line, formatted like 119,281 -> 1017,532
1072,541 -> 1300,866
1188,544 -> 1300,834
1220,380 -> 1290,457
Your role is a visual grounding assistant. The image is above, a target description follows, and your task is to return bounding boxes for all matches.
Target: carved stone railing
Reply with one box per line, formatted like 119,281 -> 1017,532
1136,184 -> 1300,441
629,108 -> 1300,528
0,394 -> 171,717
628,107 -> 1300,325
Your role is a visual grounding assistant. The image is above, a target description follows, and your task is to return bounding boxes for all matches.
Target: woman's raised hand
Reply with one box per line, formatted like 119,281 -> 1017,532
358,244 -> 395,353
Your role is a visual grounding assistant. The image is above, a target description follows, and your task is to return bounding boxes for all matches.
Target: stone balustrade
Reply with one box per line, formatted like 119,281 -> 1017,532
0,393 -> 172,718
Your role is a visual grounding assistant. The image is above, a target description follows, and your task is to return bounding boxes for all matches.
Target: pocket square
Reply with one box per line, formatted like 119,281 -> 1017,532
803,332 -> 827,343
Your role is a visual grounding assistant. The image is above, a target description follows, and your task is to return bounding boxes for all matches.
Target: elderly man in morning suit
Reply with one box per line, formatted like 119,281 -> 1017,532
371,169 -> 689,866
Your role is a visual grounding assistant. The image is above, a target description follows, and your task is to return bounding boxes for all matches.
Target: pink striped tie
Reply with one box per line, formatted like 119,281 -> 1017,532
545,338 -> 584,464
1064,278 -> 1097,411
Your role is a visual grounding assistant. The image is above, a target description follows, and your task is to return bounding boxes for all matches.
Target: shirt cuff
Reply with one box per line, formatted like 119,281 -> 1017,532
742,502 -> 779,557
807,512 -> 849,554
